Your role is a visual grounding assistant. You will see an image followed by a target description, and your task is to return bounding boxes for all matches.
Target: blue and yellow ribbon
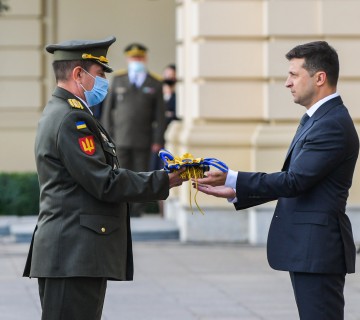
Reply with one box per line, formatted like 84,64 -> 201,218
159,149 -> 228,215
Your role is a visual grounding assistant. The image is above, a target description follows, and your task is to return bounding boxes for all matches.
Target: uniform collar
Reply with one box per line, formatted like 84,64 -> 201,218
75,95 -> 93,115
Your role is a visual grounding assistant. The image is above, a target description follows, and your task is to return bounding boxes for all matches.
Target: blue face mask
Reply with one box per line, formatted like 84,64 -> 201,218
80,69 -> 109,107
128,61 -> 146,73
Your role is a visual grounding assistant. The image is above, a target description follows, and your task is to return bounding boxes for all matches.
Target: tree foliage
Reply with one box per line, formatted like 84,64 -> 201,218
0,173 -> 39,216
0,0 -> 9,14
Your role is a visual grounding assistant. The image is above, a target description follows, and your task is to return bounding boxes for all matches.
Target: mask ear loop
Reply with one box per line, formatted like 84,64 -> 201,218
79,83 -> 86,92
81,67 -> 95,79
79,68 -> 95,93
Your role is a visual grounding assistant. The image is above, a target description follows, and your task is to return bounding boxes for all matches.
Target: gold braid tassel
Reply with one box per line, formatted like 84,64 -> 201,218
160,149 -> 229,215
182,166 -> 205,215
159,151 -> 209,215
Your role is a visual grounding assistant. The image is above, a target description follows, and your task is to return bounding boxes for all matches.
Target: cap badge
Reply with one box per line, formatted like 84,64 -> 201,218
82,53 -> 109,63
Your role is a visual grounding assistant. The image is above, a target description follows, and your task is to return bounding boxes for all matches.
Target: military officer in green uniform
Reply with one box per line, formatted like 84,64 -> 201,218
101,43 -> 166,216
23,36 -> 185,320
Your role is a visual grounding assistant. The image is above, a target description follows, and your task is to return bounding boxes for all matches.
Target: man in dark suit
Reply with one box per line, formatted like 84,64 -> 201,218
101,43 -> 166,216
194,41 -> 359,319
23,36 -> 184,320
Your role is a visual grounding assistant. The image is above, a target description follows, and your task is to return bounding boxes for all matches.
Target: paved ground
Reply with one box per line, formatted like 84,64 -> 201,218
1,238 -> 360,320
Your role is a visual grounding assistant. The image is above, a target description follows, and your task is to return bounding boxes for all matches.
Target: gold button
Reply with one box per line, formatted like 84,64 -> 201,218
101,227 -> 106,233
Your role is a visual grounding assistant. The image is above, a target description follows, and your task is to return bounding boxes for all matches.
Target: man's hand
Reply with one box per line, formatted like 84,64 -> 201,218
195,170 -> 228,187
168,169 -> 187,189
151,143 -> 163,153
193,183 -> 236,199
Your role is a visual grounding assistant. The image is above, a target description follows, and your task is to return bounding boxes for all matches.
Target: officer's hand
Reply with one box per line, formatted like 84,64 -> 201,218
168,168 -> 187,189
151,143 -> 163,153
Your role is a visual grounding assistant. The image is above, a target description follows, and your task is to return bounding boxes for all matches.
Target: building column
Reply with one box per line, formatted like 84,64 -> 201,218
168,0 -> 360,243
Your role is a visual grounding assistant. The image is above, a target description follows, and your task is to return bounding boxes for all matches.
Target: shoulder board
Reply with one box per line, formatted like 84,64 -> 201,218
149,71 -> 163,82
67,99 -> 84,110
113,69 -> 128,76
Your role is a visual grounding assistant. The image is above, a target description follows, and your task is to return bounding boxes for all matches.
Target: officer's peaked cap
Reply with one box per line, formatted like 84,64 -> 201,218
46,36 -> 116,72
124,43 -> 147,57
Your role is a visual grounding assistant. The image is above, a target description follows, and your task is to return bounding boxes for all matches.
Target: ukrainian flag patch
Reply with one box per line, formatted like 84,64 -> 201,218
76,121 -> 87,130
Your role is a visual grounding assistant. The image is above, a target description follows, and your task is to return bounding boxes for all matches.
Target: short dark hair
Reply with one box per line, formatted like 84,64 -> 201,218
166,64 -> 176,72
285,41 -> 339,87
52,60 -> 95,82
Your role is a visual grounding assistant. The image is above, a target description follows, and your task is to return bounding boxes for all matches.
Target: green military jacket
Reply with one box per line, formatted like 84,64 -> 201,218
23,87 -> 169,280
101,71 -> 165,148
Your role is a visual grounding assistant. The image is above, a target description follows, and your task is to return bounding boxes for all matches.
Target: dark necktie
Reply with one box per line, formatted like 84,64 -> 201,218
296,113 -> 310,133
284,113 -> 310,166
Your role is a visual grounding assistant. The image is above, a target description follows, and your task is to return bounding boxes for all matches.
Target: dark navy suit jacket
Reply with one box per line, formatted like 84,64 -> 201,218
234,96 -> 359,274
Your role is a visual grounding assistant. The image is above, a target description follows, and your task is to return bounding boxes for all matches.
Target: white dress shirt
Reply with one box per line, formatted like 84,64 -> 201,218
128,71 -> 146,88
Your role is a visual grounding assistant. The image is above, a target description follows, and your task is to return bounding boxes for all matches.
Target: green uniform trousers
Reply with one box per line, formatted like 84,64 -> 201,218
38,277 -> 107,320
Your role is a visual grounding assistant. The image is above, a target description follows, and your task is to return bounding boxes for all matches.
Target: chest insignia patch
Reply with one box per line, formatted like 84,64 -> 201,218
78,136 -> 95,155
68,99 -> 84,109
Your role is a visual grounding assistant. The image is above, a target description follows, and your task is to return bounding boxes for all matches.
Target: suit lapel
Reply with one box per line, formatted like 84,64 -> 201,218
282,96 -> 343,169
285,116 -> 314,161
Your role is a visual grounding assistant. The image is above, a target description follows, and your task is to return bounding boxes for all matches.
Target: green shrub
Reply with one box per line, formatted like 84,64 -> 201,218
0,172 -> 160,216
0,172 -> 39,216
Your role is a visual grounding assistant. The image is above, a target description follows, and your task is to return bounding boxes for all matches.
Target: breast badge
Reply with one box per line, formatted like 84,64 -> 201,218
142,87 -> 155,94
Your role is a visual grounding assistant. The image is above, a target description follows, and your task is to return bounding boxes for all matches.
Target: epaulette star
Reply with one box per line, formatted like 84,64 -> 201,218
67,99 -> 84,109
114,69 -> 127,76
149,71 -> 163,82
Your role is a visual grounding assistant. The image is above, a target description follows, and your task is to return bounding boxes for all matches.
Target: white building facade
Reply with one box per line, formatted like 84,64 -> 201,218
1,0 -> 360,243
